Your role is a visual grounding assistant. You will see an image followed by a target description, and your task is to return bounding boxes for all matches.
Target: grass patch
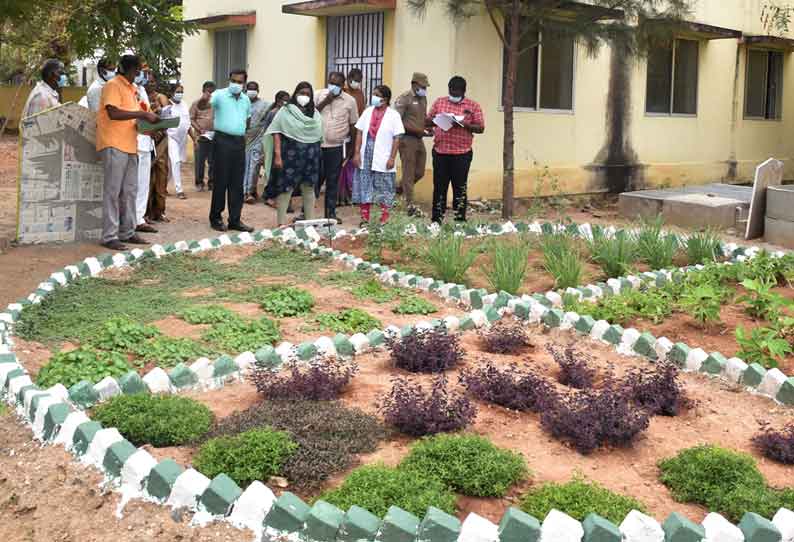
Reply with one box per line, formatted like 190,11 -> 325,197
202,316 -> 280,353
178,305 -> 237,324
392,295 -> 437,315
238,246 -> 325,280
37,346 -> 132,388
313,309 -> 381,335
352,279 -> 402,303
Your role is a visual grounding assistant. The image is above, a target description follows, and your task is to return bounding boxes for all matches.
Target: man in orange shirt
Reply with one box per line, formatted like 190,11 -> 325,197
96,54 -> 159,250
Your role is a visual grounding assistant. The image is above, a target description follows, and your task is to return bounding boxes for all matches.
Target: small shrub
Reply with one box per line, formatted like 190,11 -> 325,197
92,316 -> 160,352
203,316 -> 280,353
178,305 -> 236,324
249,357 -> 358,400
736,326 -> 792,369
425,234 -> 477,284
591,231 -> 638,278
541,234 -> 583,290
634,216 -> 679,270
256,286 -> 315,317
194,428 -> 297,488
37,346 -> 132,389
393,296 -> 438,315
379,375 -> 476,436
737,277 -> 791,321
320,464 -> 457,518
387,326 -> 464,373
686,229 -> 723,265
352,279 -> 401,303
460,362 -> 554,412
624,363 -> 689,416
678,284 -> 723,326
401,434 -> 528,497
753,424 -> 794,465
547,345 -> 595,389
478,321 -> 533,354
486,240 -> 531,294
133,336 -> 215,368
520,477 -> 646,524
92,394 -> 213,447
314,308 -> 381,335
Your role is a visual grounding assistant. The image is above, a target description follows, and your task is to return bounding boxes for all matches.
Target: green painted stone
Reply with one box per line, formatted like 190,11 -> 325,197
459,316 -> 476,331
701,352 -> 727,375
619,278 -> 633,292
213,355 -> 238,378
777,377 -> 794,405
229,233 -> 242,243
582,513 -> 621,542
430,319 -> 443,328
210,238 -> 222,248
671,271 -> 686,284
598,283 -> 613,297
188,241 -> 200,250
103,439 -> 137,478
738,512 -> 782,542
377,506 -> 420,542
743,363 -> 767,388
118,371 -> 148,395
98,253 -> 114,268
490,223 -> 504,233
2,367 -> 23,391
514,302 -> 531,320
17,384 -> 37,406
337,505 -> 381,542
418,506 -> 461,542
296,229 -> 309,240
72,421 -> 103,455
469,290 -> 484,309
28,391 -> 46,420
667,343 -> 690,367
264,491 -> 311,532
516,222 -> 529,233
146,459 -> 184,501
540,222 -> 553,234
124,252 -> 137,263
574,315 -> 596,334
163,243 -> 176,253
542,308 -> 564,328
408,276 -> 418,287
602,325 -> 624,345
169,363 -> 198,389
498,507 -> 540,542
304,500 -> 345,542
255,346 -> 282,368
484,306 -> 501,323
42,403 -> 71,441
494,292 -> 511,310
68,380 -> 99,408
532,293 -> 552,307
253,231 -> 266,241
366,330 -> 385,348
0,353 -> 17,364
655,272 -> 669,287
400,325 -> 414,337
77,262 -> 90,275
578,287 -> 593,299
448,286 -> 460,299
662,512 -> 706,542
334,333 -> 355,356
34,288 -> 49,298
297,342 -> 318,361
200,474 -> 242,516
429,281 -> 442,292
633,332 -> 658,360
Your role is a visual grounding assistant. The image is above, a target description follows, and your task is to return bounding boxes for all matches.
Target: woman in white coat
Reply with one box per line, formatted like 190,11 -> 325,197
351,85 -> 404,227
165,84 -> 191,199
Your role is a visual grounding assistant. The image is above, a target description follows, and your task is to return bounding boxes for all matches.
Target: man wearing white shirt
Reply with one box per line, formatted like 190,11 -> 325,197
85,58 -> 117,113
135,77 -> 158,234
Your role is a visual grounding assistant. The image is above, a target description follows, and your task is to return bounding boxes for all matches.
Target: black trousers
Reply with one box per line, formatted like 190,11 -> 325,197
194,137 -> 214,187
318,146 -> 343,218
432,150 -> 473,223
210,132 -> 245,226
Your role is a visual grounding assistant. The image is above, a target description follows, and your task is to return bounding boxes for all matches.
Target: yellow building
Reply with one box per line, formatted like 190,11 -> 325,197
181,0 -> 794,202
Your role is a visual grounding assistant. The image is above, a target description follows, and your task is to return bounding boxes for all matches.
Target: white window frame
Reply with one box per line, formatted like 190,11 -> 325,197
743,47 -> 784,122
645,37 -> 699,118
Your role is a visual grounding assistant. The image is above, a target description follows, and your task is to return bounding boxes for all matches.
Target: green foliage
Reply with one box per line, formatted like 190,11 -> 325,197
658,445 -> 794,522
178,305 -> 237,325
134,253 -> 240,290
520,476 -> 646,524
393,296 -> 438,315
239,245 -> 325,281
425,234 -> 477,284
92,317 -> 160,353
400,434 -> 528,497
319,464 -> 457,518
314,309 -> 381,335
590,231 -> 638,279
92,394 -> 213,447
37,346 -> 132,389
132,336 -> 215,368
686,230 -> 723,265
486,240 -> 531,294
255,286 -> 315,317
738,277 -> 791,321
579,288 -> 673,325
203,316 -> 280,353
634,216 -> 679,269
678,283 -> 723,325
541,233 -> 584,289
736,326 -> 792,369
194,428 -> 297,488
352,279 -> 402,303
364,210 -> 421,261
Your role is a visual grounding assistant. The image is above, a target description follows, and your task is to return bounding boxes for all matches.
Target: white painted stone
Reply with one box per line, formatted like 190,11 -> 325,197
275,342 -> 296,363
469,310 -> 488,328
545,291 -> 562,307
759,368 -> 788,397
723,358 -> 749,384
398,274 -> 414,288
626,276 -> 642,289
129,248 -> 145,260
459,512 -> 498,542
0,363 -> 21,391
349,333 -> 370,354
196,239 -> 213,252
46,383 -> 69,402
619,510 -> 664,542
84,427 -> 123,467
772,508 -> 794,542
415,320 -> 434,332
280,227 -> 296,240
259,229 -> 274,239
143,367 -> 172,394
112,253 -> 128,268
588,285 -> 604,299
189,358 -> 214,381
217,234 -> 232,246
50,272 -> 68,286
236,232 -> 253,244
654,337 -> 675,361
234,352 -> 257,373
8,374 -> 32,402
529,303 -> 548,324
54,411 -> 91,447
93,377 -> 121,402
528,222 -> 542,233
578,223 -> 593,239
702,512 -> 743,542
32,396 -> 61,437
120,449 -> 157,489
65,265 -> 81,278
167,468 -> 212,510
417,278 -> 434,291
333,229 -> 348,240
745,246 -> 760,258
314,336 -> 336,357
774,250 -> 787,259
229,481 -> 276,533
174,241 -> 189,252
384,325 -> 401,339
438,284 -> 453,298
540,509 -> 584,542
443,316 -> 460,332
84,257 -> 103,275
483,293 -> 498,307
151,244 -> 167,257
724,242 -> 739,254
590,320 -> 611,341
303,226 -> 321,242
0,312 -> 12,325
606,278 -> 622,295
736,255 -> 748,263
618,327 -> 642,355
685,348 -> 709,372
460,289 -> 472,305
564,288 -> 583,301
22,389 -> 47,420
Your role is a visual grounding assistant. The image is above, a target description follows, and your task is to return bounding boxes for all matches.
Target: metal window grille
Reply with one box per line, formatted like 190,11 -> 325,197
326,12 -> 385,95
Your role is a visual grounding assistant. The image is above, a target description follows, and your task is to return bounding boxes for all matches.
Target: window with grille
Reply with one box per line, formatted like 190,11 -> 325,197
646,38 -> 699,115
326,13 -> 384,96
213,29 -> 248,86
745,49 -> 784,120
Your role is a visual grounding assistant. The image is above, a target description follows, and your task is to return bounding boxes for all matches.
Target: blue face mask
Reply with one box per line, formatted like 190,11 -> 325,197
329,84 -> 342,96
58,74 -> 69,88
415,87 -> 427,98
134,72 -> 148,86
229,82 -> 243,95
102,69 -> 116,81
370,95 -> 383,108
448,95 -> 463,104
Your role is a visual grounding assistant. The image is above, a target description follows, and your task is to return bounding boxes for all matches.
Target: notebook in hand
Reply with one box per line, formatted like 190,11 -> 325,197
137,117 -> 180,133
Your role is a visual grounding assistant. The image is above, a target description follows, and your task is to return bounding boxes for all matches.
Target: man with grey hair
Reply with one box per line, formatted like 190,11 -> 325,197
22,59 -> 66,117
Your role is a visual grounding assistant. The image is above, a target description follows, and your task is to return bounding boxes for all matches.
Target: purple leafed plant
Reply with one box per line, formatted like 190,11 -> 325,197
249,357 -> 358,401
752,424 -> 794,465
387,326 -> 464,373
624,363 -> 690,416
547,345 -> 596,390
478,321 -> 533,355
459,361 -> 555,412
378,375 -> 476,436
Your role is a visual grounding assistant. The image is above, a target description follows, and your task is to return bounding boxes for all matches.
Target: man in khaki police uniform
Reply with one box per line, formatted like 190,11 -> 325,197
394,72 -> 430,214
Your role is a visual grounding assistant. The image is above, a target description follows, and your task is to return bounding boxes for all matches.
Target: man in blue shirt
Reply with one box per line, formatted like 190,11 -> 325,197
195,68 -> 253,232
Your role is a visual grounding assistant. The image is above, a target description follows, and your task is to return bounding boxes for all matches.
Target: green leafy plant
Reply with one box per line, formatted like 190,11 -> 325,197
314,309 -> 381,335
203,316 -> 280,353
520,476 -> 647,524
685,230 -> 723,265
541,233 -> 584,290
486,240 -> 531,294
581,288 -> 672,326
132,336 -> 215,368
634,216 -> 679,270
92,394 -> 213,447
194,428 -> 297,488
178,305 -> 237,324
319,464 -> 456,518
37,347 -> 132,389
256,286 -> 315,318
678,283 -> 723,326
425,234 -> 477,284
92,317 -> 161,353
393,296 -> 438,315
737,277 -> 791,321
352,279 -> 402,303
590,231 -> 638,278
400,434 -> 528,497
736,326 -> 792,369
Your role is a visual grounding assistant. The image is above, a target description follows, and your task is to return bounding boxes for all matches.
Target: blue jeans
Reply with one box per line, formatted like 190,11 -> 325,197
243,138 -> 264,194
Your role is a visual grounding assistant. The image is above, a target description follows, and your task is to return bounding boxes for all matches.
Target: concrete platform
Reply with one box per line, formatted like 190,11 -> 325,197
767,185 -> 794,222
619,184 -> 751,229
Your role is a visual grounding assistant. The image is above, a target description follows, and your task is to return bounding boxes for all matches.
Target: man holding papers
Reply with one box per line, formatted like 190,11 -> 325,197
427,75 -> 484,224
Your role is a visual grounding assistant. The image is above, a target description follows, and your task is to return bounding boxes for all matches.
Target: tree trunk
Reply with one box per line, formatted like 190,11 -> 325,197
501,2 -> 519,220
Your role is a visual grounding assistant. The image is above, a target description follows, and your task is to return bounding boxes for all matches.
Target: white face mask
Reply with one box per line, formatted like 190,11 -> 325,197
350,81 -> 361,90
296,95 -> 311,107
173,93 -> 184,102
328,84 -> 342,96
370,95 -> 383,108
228,82 -> 243,95
449,95 -> 463,103
246,89 -> 258,99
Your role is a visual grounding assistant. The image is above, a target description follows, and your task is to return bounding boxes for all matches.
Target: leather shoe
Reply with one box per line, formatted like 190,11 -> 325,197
101,240 -> 127,251
211,222 -> 228,232
122,234 -> 149,245
228,222 -> 254,232
136,224 -> 158,233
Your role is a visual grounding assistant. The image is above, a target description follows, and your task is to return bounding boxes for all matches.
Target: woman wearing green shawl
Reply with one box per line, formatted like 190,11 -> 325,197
263,81 -> 324,226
